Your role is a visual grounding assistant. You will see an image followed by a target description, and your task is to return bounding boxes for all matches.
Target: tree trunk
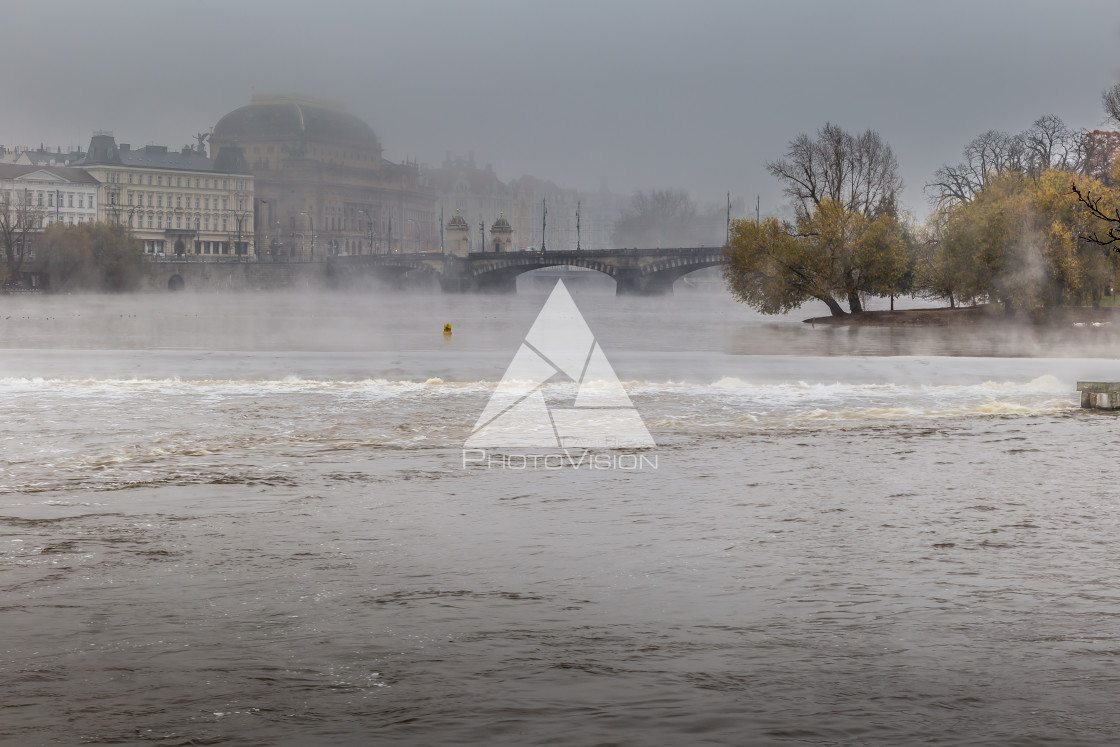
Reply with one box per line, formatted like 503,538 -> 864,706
949,294 -> 956,309
890,294 -> 895,311
847,291 -> 863,314
822,296 -> 848,317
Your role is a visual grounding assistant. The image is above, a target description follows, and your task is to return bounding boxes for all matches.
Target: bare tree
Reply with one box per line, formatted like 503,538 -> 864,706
1022,115 -> 1084,177
926,130 -> 1031,208
926,122 -> 1093,208
0,187 -> 44,285
765,122 -> 903,219
1071,182 -> 1120,248
1104,83 -> 1120,126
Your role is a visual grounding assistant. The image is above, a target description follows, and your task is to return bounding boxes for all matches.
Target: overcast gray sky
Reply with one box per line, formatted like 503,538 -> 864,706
4,0 -> 1119,217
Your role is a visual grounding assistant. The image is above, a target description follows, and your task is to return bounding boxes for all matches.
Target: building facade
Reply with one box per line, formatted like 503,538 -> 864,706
210,95 -> 438,258
77,133 -> 255,257
0,163 -> 100,230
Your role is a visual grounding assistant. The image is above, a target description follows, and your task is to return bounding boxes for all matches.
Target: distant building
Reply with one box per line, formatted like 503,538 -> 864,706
424,153 -> 512,252
0,163 -> 100,229
210,94 -> 437,258
76,133 -> 255,257
0,145 -> 86,167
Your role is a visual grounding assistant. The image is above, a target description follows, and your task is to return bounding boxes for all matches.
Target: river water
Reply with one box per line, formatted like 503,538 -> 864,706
3,282 -> 1120,745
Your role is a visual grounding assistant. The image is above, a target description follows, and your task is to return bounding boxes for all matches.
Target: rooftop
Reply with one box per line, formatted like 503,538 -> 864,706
0,163 -> 100,184
78,134 -> 250,174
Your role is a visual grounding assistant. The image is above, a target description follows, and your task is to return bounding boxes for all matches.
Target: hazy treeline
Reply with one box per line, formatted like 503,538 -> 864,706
611,189 -> 731,248
724,84 -> 1120,317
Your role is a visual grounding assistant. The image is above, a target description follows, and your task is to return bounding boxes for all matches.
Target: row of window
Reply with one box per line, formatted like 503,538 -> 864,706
39,215 -> 85,227
128,213 -> 232,231
141,240 -> 238,255
124,193 -> 244,211
105,172 -> 248,191
4,190 -> 95,209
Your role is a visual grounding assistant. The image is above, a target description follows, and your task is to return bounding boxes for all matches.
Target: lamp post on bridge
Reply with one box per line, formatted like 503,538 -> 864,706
255,199 -> 268,259
357,209 -> 374,255
297,211 -> 315,260
228,208 -> 252,261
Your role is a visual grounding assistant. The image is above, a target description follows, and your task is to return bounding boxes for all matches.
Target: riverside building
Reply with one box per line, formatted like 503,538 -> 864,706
77,133 -> 255,257
0,163 -> 100,228
209,95 -> 438,258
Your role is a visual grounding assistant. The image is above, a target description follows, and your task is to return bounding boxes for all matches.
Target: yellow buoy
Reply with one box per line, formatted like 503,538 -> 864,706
443,323 -> 452,336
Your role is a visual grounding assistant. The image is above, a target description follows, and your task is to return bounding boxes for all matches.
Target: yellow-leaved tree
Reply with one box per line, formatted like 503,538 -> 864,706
723,123 -> 910,317
938,170 -> 1120,312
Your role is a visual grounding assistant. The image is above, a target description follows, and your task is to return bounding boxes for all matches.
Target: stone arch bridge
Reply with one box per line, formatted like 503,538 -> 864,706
330,247 -> 726,295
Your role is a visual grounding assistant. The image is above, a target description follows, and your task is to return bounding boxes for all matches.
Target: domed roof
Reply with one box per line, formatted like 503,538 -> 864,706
447,210 -> 469,228
491,213 -> 511,230
212,95 -> 380,151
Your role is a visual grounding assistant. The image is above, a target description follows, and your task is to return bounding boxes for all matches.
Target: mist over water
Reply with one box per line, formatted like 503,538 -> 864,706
4,282 -> 1120,744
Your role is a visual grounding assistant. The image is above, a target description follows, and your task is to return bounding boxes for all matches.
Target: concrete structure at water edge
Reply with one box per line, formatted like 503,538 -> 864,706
1077,382 -> 1120,410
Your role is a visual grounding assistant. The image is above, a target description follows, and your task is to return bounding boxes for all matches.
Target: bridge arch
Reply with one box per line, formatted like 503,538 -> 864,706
467,255 -> 620,293
633,256 -> 726,293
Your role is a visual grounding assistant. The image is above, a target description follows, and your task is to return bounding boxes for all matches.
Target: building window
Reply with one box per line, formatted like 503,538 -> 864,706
222,198 -> 227,210
127,193 -> 133,206
68,194 -> 73,207
148,215 -> 153,228
222,217 -> 227,231
148,175 -> 152,185
128,215 -> 133,227
157,195 -> 162,207
195,197 -> 199,209
176,216 -> 181,229
176,177 -> 181,187
48,192 -> 54,207
176,195 -> 182,208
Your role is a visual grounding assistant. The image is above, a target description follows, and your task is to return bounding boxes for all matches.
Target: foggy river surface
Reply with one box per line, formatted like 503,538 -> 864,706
4,285 -> 1120,746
